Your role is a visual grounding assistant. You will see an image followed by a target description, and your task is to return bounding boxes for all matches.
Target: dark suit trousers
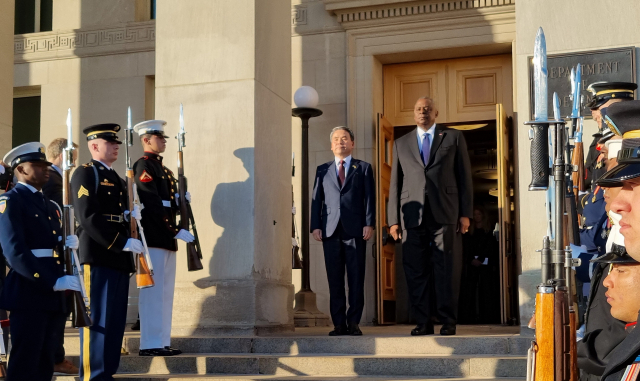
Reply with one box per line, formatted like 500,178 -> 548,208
322,222 -> 366,327
401,205 -> 462,325
8,309 -> 66,381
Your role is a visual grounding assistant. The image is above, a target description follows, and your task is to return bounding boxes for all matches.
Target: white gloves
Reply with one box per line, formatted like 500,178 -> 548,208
175,191 -> 191,206
124,204 -> 143,221
175,229 -> 195,243
123,238 -> 144,254
53,275 -> 82,292
65,235 -> 79,250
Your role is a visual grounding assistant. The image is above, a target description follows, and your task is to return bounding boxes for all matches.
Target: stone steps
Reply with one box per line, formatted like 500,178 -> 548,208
62,334 -> 531,356
54,376 -> 525,381
63,353 -> 526,378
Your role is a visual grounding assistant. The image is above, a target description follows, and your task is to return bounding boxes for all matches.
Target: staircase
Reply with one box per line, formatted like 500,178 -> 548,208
53,325 -> 529,380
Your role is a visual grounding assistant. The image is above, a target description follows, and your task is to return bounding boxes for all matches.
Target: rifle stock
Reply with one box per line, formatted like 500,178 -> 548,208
126,169 -> 154,288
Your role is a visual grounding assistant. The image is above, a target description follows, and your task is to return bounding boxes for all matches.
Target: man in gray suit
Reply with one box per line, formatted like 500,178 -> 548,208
311,127 -> 375,336
388,97 -> 473,336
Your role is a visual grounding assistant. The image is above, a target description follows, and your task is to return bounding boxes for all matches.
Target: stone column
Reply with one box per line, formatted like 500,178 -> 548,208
0,0 -> 14,156
155,0 -> 293,335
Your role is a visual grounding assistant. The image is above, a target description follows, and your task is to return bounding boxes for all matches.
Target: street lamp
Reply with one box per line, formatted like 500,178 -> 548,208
292,86 -> 329,327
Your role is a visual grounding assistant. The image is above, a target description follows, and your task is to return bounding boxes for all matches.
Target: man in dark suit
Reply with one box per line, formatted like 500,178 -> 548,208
388,97 -> 473,336
311,126 -> 375,336
42,137 -> 80,375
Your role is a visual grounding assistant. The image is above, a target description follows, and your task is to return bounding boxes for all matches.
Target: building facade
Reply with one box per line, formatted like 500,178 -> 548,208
1,0 -> 639,334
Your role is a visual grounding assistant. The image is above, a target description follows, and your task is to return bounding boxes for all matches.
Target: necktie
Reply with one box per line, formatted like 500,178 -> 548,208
422,132 -> 431,165
338,160 -> 346,187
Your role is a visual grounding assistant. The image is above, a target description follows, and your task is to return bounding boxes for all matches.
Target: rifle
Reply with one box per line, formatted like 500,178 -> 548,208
177,104 -> 203,271
525,28 -> 578,381
62,109 -> 92,327
125,107 -> 155,288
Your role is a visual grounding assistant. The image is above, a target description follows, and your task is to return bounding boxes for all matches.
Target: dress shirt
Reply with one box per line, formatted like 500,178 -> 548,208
51,164 -> 63,176
416,123 -> 436,156
335,155 -> 352,178
96,160 -> 113,170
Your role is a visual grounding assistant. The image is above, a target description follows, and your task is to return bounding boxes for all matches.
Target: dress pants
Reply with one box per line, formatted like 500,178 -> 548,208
401,206 -> 462,325
139,248 -> 176,350
7,309 -> 66,381
322,222 -> 366,327
80,265 -> 129,381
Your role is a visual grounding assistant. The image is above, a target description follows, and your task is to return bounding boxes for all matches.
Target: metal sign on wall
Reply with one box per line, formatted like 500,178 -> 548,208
529,47 -> 635,119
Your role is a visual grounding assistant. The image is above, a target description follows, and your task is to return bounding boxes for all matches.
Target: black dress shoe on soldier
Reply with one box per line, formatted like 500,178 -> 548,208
329,325 -> 349,336
165,346 -> 182,355
440,324 -> 457,336
348,324 -> 363,336
139,348 -> 174,356
411,324 -> 434,336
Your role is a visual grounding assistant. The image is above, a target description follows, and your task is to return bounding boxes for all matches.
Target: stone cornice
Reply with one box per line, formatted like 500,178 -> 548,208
14,20 -> 155,64
324,0 -> 515,28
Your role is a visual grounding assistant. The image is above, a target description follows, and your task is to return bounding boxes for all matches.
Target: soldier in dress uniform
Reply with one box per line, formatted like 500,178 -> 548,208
584,82 -> 637,190
133,120 -> 193,356
70,124 -> 143,380
0,142 -> 81,381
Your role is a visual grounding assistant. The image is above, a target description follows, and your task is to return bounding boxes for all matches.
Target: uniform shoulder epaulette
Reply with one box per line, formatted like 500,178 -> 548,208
82,162 -> 94,168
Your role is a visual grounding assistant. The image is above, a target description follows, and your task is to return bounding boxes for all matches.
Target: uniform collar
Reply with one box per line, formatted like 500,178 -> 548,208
17,181 -> 39,193
144,151 -> 163,162
94,159 -> 112,170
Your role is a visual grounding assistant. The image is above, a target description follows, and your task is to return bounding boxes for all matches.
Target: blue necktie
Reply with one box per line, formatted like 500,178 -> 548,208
422,133 -> 430,165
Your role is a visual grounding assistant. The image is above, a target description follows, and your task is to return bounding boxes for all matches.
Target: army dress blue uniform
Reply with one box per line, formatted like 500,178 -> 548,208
0,145 -> 67,381
71,125 -> 135,381
133,120 -> 184,356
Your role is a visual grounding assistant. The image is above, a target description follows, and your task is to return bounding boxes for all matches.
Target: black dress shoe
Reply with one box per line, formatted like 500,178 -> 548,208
164,346 -> 182,355
328,325 -> 349,336
440,324 -> 456,336
139,348 -> 174,356
348,324 -> 362,336
411,324 -> 434,336
131,319 -> 140,331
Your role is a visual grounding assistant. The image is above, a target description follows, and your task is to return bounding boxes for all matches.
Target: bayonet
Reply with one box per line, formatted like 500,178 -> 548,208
533,27 -> 548,122
178,103 -> 186,153
569,65 -> 582,139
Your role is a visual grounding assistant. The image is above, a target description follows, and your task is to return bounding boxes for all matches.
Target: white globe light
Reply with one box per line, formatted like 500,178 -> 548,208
294,86 -> 319,108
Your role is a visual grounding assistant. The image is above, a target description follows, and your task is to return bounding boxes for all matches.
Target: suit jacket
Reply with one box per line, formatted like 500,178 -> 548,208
0,184 -> 66,312
310,158 -> 375,238
601,319 -> 640,381
70,160 -> 134,273
133,152 -> 179,251
42,167 -> 63,207
388,125 -> 473,228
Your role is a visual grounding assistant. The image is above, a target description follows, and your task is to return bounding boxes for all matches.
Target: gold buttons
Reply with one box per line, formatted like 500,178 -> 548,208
34,273 -> 39,278
171,196 -> 174,199
162,176 -> 165,179
108,192 -> 111,195
35,214 -> 38,217
48,217 -> 51,220
119,203 -> 122,206
56,261 -> 61,265
120,192 -> 123,195
53,230 -> 56,234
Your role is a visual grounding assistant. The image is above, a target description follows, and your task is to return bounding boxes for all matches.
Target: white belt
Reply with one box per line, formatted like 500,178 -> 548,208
162,200 -> 171,207
32,249 -> 54,258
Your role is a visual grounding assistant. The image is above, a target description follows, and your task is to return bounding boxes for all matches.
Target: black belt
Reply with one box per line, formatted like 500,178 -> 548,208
103,214 -> 124,223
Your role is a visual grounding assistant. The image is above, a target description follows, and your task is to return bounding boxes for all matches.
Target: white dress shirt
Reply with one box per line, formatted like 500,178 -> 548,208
416,123 -> 436,156
335,155 -> 352,178
95,160 -> 113,170
18,181 -> 39,193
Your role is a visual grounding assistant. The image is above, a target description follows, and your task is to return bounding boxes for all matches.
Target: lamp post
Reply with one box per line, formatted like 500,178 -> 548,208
292,86 -> 329,327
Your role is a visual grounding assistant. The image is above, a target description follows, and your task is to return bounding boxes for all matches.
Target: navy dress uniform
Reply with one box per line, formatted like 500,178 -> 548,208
71,124 -> 137,380
0,143 -> 74,381
133,120 -> 185,356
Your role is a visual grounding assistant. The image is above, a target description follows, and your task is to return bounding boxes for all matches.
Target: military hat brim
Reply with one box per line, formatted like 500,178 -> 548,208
591,245 -> 639,264
87,134 -> 123,144
140,130 -> 169,139
596,162 -> 640,187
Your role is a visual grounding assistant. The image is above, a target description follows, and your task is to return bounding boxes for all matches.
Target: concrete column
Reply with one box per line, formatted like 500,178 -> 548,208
0,0 -> 14,156
155,0 -> 293,335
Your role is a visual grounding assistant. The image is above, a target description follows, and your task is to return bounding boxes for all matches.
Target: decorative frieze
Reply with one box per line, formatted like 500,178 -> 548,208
326,0 -> 515,25
292,7 -> 308,26
15,21 -> 155,63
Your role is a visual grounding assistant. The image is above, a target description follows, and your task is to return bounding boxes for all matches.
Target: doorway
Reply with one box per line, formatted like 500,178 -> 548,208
376,55 -> 516,325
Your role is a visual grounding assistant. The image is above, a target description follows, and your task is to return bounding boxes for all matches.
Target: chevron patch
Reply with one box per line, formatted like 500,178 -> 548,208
78,185 -> 89,199
139,170 -> 153,183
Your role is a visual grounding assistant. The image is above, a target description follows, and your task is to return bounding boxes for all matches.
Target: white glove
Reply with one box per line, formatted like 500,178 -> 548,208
65,235 -> 79,250
123,238 -> 144,254
132,203 -> 143,221
175,191 -> 191,206
175,229 -> 195,243
53,275 -> 81,292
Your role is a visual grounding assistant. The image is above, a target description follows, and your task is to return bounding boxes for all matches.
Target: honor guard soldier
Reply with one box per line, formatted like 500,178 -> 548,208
71,124 -> 143,380
133,120 -> 193,356
585,82 -> 637,190
0,142 -> 81,381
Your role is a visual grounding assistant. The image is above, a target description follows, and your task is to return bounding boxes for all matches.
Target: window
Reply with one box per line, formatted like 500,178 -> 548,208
12,96 -> 41,148
14,0 -> 53,34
